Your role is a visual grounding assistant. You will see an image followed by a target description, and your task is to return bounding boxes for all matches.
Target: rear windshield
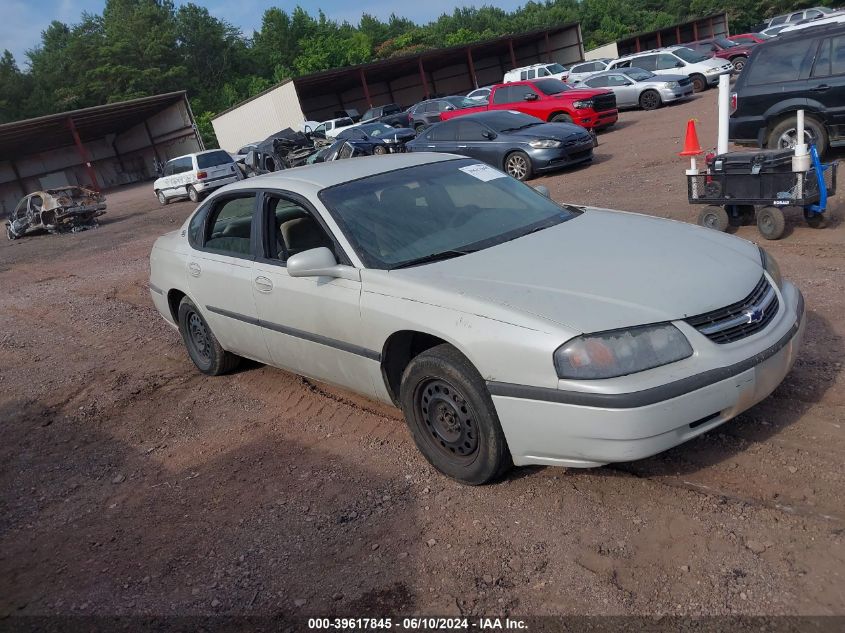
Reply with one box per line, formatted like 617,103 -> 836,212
533,78 -> 571,95
197,151 -> 234,169
745,38 -> 815,85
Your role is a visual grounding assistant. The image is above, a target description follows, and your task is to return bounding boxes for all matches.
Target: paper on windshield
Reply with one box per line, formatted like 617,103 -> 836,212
459,163 -> 507,182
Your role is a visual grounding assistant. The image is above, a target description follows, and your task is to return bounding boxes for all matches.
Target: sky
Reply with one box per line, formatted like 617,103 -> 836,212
3,0 -> 526,68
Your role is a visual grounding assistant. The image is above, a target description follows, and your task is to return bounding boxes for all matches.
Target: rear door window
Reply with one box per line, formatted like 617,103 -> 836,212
747,39 -> 815,84
492,86 -> 513,104
634,55 -> 658,71
428,121 -> 457,141
204,195 -> 256,257
585,75 -> 609,87
456,120 -> 488,141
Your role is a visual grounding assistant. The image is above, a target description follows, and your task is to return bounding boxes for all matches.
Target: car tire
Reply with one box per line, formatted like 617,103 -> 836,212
177,296 -> 241,376
188,186 -> 200,203
731,56 -> 748,72
757,206 -> 786,240
550,113 -> 573,123
804,209 -> 825,228
373,145 -> 388,155
504,151 -> 533,181
414,124 -> 425,136
639,89 -> 662,110
399,344 -> 512,485
6,225 -> 17,240
766,115 -> 829,156
156,190 -> 168,205
690,74 -> 707,93
698,206 -> 729,232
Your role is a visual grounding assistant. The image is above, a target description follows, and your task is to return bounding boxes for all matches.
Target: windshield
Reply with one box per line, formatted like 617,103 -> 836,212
319,159 -> 580,269
623,68 -> 655,81
445,96 -> 477,109
533,78 -> 571,95
196,151 -> 234,168
714,37 -> 739,48
358,123 -> 395,137
673,47 -> 710,63
546,63 -> 567,74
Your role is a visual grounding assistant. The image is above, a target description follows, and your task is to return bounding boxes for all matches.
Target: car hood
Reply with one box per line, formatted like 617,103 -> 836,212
641,73 -> 687,84
549,88 -> 609,100
510,122 -> 591,141
389,209 -> 762,334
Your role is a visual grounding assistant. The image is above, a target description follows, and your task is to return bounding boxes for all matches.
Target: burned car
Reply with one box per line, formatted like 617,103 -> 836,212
248,128 -> 332,173
6,187 -> 106,240
335,122 -> 416,154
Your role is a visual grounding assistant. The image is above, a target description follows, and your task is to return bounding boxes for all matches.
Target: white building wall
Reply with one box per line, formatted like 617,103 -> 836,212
585,41 -> 619,60
211,81 -> 306,152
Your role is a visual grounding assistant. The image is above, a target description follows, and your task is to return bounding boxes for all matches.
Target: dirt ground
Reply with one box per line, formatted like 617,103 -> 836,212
1,89 -> 844,625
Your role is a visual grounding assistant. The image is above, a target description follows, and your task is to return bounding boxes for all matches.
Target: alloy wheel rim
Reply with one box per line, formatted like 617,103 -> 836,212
704,212 -> 720,228
507,155 -> 527,179
778,127 -> 815,149
415,378 -> 479,462
642,92 -> 658,109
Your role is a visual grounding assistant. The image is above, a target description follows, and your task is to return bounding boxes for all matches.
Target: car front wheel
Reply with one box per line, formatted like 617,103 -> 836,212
504,151 -> 533,181
399,344 -> 512,485
639,89 -> 661,110
690,74 -> 707,92
177,297 -> 241,375
731,56 -> 747,72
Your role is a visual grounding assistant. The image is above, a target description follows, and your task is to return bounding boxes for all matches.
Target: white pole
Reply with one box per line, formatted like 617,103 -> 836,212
717,74 -> 730,155
793,108 -> 810,172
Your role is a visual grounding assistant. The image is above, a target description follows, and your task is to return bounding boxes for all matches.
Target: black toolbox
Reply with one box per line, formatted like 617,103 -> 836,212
703,149 -> 796,201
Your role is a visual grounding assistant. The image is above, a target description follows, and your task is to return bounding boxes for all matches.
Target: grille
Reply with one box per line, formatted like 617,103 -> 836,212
686,276 -> 779,344
564,135 -> 591,147
593,93 -> 617,112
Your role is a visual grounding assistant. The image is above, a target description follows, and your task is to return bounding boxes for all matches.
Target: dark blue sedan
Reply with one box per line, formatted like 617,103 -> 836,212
405,111 -> 594,180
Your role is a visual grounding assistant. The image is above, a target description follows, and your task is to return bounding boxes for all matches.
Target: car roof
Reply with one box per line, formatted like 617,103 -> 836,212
167,149 -> 226,162
223,153 -> 458,192
771,20 -> 845,39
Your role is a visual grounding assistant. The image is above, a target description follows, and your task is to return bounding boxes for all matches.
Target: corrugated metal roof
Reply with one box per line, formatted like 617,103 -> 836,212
0,92 -> 187,160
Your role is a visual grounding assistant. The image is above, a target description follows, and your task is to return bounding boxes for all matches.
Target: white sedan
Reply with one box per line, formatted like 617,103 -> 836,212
149,153 -> 805,484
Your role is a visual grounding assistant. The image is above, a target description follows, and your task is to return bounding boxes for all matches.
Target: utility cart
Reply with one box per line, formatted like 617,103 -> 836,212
687,145 -> 837,240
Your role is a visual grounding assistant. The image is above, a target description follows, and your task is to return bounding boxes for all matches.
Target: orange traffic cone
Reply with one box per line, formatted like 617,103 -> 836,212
679,119 -> 703,156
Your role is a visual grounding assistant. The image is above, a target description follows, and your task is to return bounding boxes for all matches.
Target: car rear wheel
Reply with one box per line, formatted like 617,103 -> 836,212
698,206 -> 729,232
504,151 -> 533,181
731,56 -> 748,72
757,206 -> 786,240
399,344 -> 512,485
767,115 -> 828,156
156,190 -> 168,205
550,113 -> 573,123
177,297 -> 241,376
639,89 -> 661,110
690,74 -> 707,92
188,186 -> 200,203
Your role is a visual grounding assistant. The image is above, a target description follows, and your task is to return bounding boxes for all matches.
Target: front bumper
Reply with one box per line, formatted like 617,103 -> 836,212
575,109 -> 618,130
660,86 -> 694,102
706,66 -> 734,85
530,142 -> 594,173
490,284 -> 805,468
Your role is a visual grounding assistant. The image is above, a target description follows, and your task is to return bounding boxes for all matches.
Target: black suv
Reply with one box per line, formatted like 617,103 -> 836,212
729,23 -> 845,155
360,103 -> 410,128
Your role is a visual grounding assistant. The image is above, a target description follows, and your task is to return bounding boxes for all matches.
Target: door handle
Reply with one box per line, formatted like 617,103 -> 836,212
254,276 -> 273,292
812,84 -> 830,92
457,145 -> 467,148
188,262 -> 201,277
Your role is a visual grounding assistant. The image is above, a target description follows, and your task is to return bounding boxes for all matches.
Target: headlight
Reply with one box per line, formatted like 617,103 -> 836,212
706,68 -> 720,74
529,139 -> 562,148
554,324 -> 693,380
759,246 -> 782,289
572,99 -> 593,109
664,81 -> 679,88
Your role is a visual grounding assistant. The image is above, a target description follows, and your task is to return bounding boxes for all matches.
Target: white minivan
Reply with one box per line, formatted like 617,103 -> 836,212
607,46 -> 734,92
503,62 -> 570,83
154,150 -> 241,205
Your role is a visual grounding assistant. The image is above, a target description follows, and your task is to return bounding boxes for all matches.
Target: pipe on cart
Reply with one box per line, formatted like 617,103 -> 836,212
717,74 -> 730,155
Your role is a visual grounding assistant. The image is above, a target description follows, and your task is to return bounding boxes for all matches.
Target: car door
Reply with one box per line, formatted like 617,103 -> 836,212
250,192 -> 377,395
605,74 -> 638,107
454,119 -> 499,164
420,120 -> 458,153
508,83 -> 545,119
808,34 -> 845,139
187,191 -> 270,362
654,53 -> 685,77
171,157 -> 194,197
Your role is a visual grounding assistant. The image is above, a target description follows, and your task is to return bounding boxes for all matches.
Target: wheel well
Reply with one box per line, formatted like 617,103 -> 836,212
380,331 -> 448,405
167,289 -> 186,324
547,111 -> 569,122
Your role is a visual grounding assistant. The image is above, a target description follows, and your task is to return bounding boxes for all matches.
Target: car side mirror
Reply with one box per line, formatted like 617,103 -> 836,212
287,247 -> 361,281
524,93 -> 538,101
444,105 -> 455,111
533,184 -> 551,198
482,130 -> 497,140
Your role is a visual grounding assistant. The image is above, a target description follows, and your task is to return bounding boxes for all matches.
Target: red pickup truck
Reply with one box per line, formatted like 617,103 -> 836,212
441,78 -> 618,130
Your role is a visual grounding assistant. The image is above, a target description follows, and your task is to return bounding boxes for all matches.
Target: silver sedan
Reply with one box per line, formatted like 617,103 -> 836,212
576,67 -> 694,110
149,153 -> 804,484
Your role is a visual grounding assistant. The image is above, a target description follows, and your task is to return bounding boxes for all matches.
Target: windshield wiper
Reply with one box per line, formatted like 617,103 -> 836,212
391,249 -> 476,269
501,123 -> 541,132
